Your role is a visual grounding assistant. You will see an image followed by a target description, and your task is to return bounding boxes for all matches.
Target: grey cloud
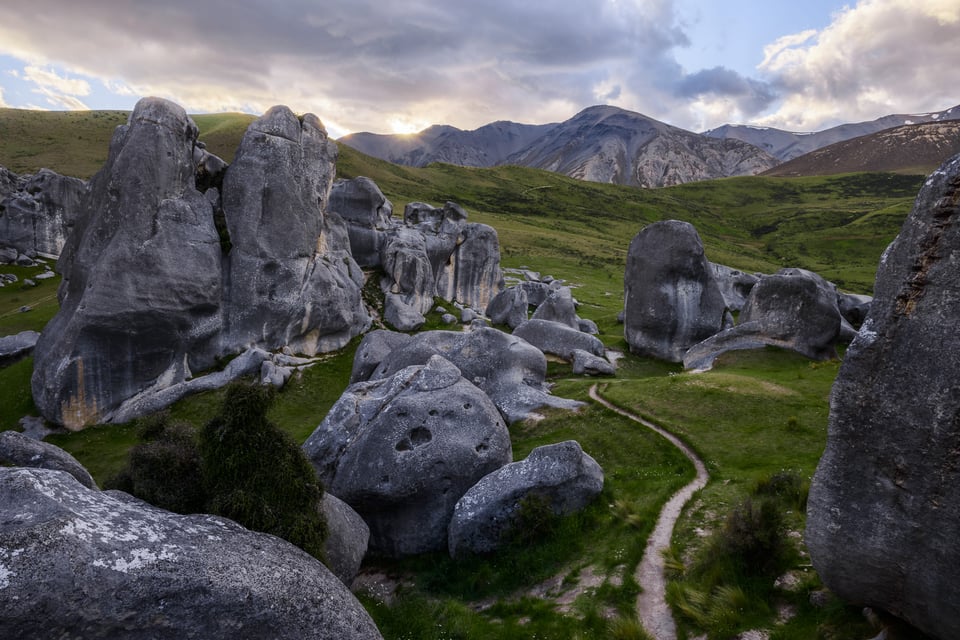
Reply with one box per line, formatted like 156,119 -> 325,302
676,66 -> 778,114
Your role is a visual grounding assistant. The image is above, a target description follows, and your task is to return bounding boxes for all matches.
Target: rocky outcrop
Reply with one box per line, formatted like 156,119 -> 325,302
0,467 -> 382,639
485,286 -> 530,329
683,268 -> 841,370
31,98 -> 226,430
222,105 -> 370,356
624,220 -> 727,362
571,348 -> 616,376
513,318 -> 606,361
448,441 -> 603,557
806,154 -> 960,640
530,286 -> 579,329
434,222 -> 504,311
303,355 -> 512,557
0,330 -> 40,367
380,227 -> 435,331
31,98 -> 371,429
321,493 -> 370,585
0,430 -> 97,489
349,329 -> 414,383
0,167 -> 86,258
357,327 -> 584,423
710,262 -> 758,312
328,176 -> 395,268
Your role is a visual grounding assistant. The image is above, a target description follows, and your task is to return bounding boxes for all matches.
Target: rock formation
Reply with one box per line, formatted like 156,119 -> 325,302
683,268 -> 841,370
513,318 -> 606,362
380,227 -> 435,330
448,440 -> 604,557
710,262 -> 758,312
0,167 -> 86,259
328,176 -> 395,268
806,154 -> 960,640
0,467 -> 382,639
303,355 -> 512,557
485,286 -> 530,329
321,493 -> 370,585
0,430 -> 97,489
356,327 -> 584,423
624,220 -> 727,362
30,98 -> 370,429
0,330 -> 40,367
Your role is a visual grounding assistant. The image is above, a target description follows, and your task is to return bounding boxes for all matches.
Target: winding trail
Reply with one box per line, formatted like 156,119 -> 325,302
589,384 -> 709,640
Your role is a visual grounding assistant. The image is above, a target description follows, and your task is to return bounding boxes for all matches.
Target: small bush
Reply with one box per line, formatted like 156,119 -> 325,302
504,492 -> 560,547
717,497 -> 787,578
754,469 -> 808,511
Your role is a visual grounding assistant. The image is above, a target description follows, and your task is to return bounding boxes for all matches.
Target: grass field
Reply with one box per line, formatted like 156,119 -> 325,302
0,108 -> 924,638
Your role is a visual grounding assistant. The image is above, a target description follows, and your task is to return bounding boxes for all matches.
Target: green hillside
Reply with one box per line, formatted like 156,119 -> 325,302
0,108 -> 926,639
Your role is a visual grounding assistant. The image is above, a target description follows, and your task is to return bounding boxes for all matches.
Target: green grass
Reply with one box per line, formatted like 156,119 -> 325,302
0,108 -> 928,638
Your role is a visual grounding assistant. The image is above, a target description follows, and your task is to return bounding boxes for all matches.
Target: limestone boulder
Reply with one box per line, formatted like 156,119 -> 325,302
710,262 -> 758,312
350,329 -> 414,383
329,176 -> 396,268
303,355 -> 512,557
683,268 -> 841,370
513,318 -> 606,361
0,329 -> 39,367
485,285 -> 529,329
0,467 -> 382,639
404,201 -> 467,275
222,106 -> 370,355
571,349 -> 616,376
31,98 -> 225,430
448,441 -> 603,557
380,226 -> 434,330
530,286 -> 579,329
624,220 -> 727,362
0,168 -> 86,258
435,222 -> 504,311
321,492 -> 370,586
0,430 -> 97,489
806,154 -> 960,640
362,327 -> 584,423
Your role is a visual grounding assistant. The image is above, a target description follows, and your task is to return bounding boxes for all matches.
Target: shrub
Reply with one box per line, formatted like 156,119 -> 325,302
716,497 -> 787,578
505,492 -> 560,547
105,413 -> 206,514
199,382 -> 327,560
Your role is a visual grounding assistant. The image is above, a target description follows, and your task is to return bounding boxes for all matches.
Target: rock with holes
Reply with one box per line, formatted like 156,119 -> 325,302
806,154 -> 960,640
0,467 -> 383,639
328,176 -> 396,268
360,327 -> 584,424
682,268 -> 841,370
623,220 -> 727,362
222,105 -> 370,355
303,355 -> 512,557
448,440 -> 604,557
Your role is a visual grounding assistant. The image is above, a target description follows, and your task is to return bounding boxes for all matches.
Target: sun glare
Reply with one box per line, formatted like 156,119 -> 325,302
389,117 -> 426,135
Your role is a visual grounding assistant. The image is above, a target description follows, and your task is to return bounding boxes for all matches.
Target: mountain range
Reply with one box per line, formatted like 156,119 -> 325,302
340,104 -> 960,187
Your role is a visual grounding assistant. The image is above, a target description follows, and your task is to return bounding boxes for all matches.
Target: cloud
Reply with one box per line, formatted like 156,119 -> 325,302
756,0 -> 960,130
674,66 -> 778,119
23,65 -> 91,96
0,86 -> 6,107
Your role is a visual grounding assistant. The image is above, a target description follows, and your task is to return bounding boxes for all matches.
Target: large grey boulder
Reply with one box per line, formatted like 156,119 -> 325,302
222,105 -> 370,356
361,327 -> 584,423
434,222 -> 504,311
485,285 -> 529,329
571,348 -> 616,376
328,176 -> 396,267
624,220 -> 727,362
350,329 -> 415,383
710,262 -> 758,312
0,467 -> 382,639
0,329 -> 40,367
513,318 -> 606,361
303,355 -> 512,557
380,227 -> 435,330
530,286 -> 579,329
448,440 -> 603,557
404,201 -> 467,275
31,98 -> 225,430
683,268 -> 841,370
321,492 -> 370,586
0,168 -> 86,258
806,154 -> 960,640
0,430 -> 97,489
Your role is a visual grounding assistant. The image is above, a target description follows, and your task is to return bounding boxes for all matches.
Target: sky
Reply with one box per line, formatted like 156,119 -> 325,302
0,0 -> 958,138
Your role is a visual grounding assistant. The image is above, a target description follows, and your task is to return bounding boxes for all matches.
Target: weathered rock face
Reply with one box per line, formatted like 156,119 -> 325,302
0,467 -> 382,639
321,492 -> 370,586
448,440 -> 603,557
380,227 -> 435,330
350,329 -> 415,383
0,168 -> 87,258
303,355 -> 512,557
0,330 -> 39,367
329,176 -> 396,268
624,220 -> 727,362
32,98 -> 224,430
359,327 -> 584,423
404,201 -> 467,275
682,268 -> 841,370
513,318 -> 606,361
710,262 -> 758,312
434,222 -> 504,311
485,285 -> 529,329
806,155 -> 960,640
530,286 -> 579,329
222,106 -> 370,355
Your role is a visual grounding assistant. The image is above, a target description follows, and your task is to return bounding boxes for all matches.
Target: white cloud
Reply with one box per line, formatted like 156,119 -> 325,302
23,65 -> 91,96
31,86 -> 90,110
757,0 -> 960,130
0,86 -> 7,107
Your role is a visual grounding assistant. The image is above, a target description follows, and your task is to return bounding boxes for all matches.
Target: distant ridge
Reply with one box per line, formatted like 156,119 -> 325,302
762,121 -> 960,177
705,105 -> 960,162
341,105 -> 778,188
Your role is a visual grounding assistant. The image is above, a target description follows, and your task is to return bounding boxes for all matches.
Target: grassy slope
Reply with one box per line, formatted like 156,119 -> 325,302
0,109 -> 927,638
